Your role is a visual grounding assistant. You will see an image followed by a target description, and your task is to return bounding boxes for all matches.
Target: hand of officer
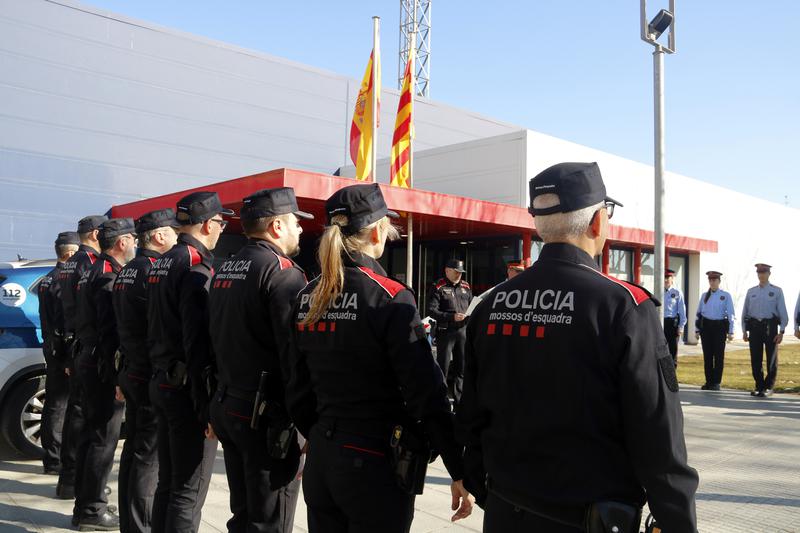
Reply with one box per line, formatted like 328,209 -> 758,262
454,313 -> 467,322
727,333 -> 734,342
450,480 -> 473,522
795,329 -> 800,340
773,333 -> 783,345
115,386 -> 125,402
676,329 -> 683,338
205,423 -> 217,440
694,332 -> 700,341
65,367 -> 71,376
743,333 -> 749,342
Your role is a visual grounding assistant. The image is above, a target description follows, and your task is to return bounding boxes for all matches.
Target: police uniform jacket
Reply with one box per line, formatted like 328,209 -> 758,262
696,289 -> 735,334
112,248 -> 160,376
427,277 -> 472,331
147,233 -> 214,376
74,253 -> 123,375
209,239 -> 307,395
38,262 -> 64,341
59,244 -> 99,335
458,243 -> 698,532
663,286 -> 687,329
742,283 -> 789,333
287,252 -> 465,481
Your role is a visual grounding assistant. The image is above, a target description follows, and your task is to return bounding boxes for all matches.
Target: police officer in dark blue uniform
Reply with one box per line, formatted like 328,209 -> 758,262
148,192 -> 232,533
56,215 -> 107,500
742,263 -> 789,397
287,183 -> 472,533
458,162 -> 698,533
39,231 -> 79,475
113,209 -> 179,533
74,217 -> 137,530
209,188 -> 312,533
427,259 -> 472,402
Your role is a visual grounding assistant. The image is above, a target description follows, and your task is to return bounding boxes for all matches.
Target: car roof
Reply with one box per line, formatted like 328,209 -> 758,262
0,259 -> 57,269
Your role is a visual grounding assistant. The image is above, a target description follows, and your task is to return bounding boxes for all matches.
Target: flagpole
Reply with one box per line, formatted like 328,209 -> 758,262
405,5 -> 416,290
371,16 -> 380,183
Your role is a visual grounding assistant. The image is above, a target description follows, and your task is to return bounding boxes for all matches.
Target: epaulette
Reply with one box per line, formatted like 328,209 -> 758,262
582,266 -> 652,306
358,267 -> 406,298
86,251 -> 97,264
269,248 -> 294,271
187,245 -> 202,267
460,280 -> 471,289
434,278 -> 447,290
102,260 -> 113,274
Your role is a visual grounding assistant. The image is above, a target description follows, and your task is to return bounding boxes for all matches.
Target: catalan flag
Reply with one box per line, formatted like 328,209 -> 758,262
350,49 -> 381,181
390,54 -> 414,188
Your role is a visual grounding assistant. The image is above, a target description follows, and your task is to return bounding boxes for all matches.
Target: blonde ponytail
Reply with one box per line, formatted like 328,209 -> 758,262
302,215 -> 398,325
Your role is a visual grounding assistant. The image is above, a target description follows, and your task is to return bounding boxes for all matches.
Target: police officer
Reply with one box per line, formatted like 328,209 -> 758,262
148,191 -> 231,533
742,263 -> 789,397
209,188 -> 312,533
113,209 -> 179,533
695,271 -> 735,391
427,258 -> 472,402
287,183 -> 472,533
506,260 -> 525,281
74,217 -> 137,530
794,291 -> 800,340
458,162 -> 698,533
39,231 -> 79,475
56,214 -> 107,501
663,268 -> 687,367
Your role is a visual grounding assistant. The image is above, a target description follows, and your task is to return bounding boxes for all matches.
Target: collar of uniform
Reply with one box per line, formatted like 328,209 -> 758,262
56,261 -> 64,268
137,248 -> 161,259
78,243 -> 100,254
344,251 -> 388,277
178,233 -> 212,260
99,252 -> 122,272
538,242 -> 598,270
249,238 -> 287,258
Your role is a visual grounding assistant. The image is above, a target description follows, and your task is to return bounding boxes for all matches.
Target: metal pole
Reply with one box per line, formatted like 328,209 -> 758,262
653,45 -> 665,319
405,4 -> 416,289
371,16 -> 380,183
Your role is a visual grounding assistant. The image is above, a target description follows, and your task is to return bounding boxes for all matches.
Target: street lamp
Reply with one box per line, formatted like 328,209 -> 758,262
640,0 -> 675,320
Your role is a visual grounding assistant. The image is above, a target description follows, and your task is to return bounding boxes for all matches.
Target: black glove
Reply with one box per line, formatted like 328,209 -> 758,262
463,445 -> 488,509
190,365 -> 216,424
269,432 -> 301,489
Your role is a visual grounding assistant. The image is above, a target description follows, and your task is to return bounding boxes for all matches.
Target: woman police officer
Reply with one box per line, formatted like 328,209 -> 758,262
286,183 -> 472,533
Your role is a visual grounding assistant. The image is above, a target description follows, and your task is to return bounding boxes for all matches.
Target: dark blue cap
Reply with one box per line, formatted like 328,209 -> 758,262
325,184 -> 399,235
446,259 -> 466,273
241,187 -> 314,221
176,191 -> 234,225
528,162 -> 622,216
55,231 -> 80,246
77,215 -> 108,233
99,218 -> 136,240
136,208 -> 179,233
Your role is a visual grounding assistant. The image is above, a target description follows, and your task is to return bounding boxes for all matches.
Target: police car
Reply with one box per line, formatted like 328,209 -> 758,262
0,259 -> 53,457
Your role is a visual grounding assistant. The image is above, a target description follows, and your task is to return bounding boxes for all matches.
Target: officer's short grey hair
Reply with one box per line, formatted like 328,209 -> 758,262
54,243 -> 78,259
533,193 -> 602,242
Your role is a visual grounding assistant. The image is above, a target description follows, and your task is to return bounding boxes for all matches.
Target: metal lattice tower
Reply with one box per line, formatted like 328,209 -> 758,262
398,0 -> 431,97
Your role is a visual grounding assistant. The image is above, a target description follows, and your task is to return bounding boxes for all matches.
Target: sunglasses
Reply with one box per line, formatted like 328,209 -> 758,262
209,218 -> 228,230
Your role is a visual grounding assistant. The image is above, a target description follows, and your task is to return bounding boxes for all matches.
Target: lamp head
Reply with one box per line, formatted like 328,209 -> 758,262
648,9 -> 674,40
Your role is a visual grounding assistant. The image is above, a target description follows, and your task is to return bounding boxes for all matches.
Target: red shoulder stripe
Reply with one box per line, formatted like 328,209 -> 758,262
460,281 -> 471,289
86,251 -> 97,264
434,279 -> 447,290
187,245 -> 202,266
102,260 -> 113,274
269,249 -> 294,271
594,270 -> 650,305
358,267 -> 405,298
148,257 -> 157,265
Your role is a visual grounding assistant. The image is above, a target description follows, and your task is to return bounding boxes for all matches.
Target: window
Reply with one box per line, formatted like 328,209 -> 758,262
609,248 -> 633,281
640,251 -> 654,292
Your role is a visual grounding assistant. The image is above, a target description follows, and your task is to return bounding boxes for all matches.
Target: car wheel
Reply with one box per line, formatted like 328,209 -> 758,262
1,375 -> 46,458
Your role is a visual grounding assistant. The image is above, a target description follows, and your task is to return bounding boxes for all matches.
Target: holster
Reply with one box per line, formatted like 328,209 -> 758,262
584,501 -> 642,533
166,360 -> 188,388
267,422 -> 296,460
389,423 -> 431,495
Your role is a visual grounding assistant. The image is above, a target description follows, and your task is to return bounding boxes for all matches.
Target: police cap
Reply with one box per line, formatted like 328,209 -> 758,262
754,263 -> 771,273
665,268 -> 676,277
55,231 -> 80,246
706,271 -> 723,279
446,259 -> 466,273
528,162 -> 623,216
325,183 -> 399,235
241,187 -> 314,221
136,208 -> 180,234
99,218 -> 136,240
175,191 -> 234,225
77,215 -> 108,233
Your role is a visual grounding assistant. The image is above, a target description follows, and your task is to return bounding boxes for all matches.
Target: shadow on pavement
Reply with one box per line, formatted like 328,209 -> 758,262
697,492 -> 800,507
0,477 -> 58,499
0,461 -> 43,476
680,388 -> 800,421
0,501 -> 71,530
425,475 -> 452,486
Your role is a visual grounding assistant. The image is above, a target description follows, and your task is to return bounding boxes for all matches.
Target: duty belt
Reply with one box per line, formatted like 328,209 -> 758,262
216,383 -> 256,403
316,416 -> 393,440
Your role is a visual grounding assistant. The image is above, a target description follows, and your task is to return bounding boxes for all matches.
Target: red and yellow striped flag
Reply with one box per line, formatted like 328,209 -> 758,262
390,55 -> 414,188
350,49 -> 381,181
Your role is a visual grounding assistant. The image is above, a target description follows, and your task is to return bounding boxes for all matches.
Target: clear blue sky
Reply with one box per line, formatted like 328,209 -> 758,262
86,0 -> 798,206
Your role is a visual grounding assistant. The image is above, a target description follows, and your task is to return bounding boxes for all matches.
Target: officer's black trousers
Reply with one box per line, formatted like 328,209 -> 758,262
57,343 -> 84,491
303,423 -> 415,533
41,348 -> 69,472
209,395 -> 300,533
118,369 -> 159,533
748,319 -> 779,391
699,319 -> 727,386
435,328 -> 466,402
74,349 -> 124,519
662,318 -> 680,366
149,372 -> 216,533
483,491 -> 583,533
